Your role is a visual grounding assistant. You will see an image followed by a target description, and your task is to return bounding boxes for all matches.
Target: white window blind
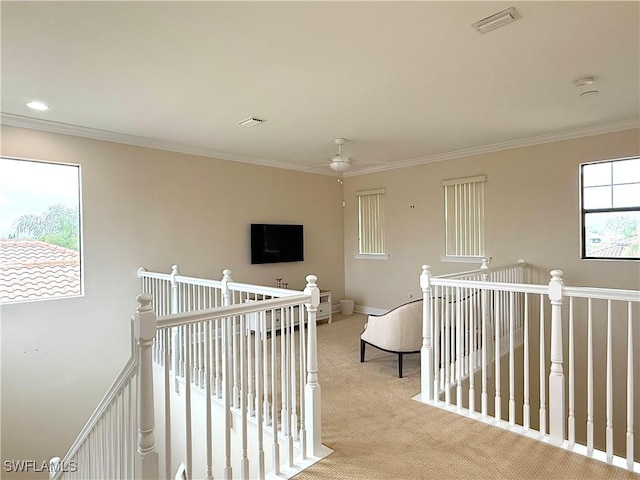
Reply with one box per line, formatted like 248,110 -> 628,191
443,175 -> 486,257
357,188 -> 386,256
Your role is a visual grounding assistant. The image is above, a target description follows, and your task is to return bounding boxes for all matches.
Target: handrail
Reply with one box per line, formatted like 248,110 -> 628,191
51,356 -> 137,480
431,278 -> 547,295
563,285 -> 640,302
174,274 -> 223,289
432,276 -> 639,303
433,260 -> 527,279
137,267 -> 169,281
138,267 -> 301,298
436,260 -> 527,279
156,293 -> 312,329
227,281 -> 302,297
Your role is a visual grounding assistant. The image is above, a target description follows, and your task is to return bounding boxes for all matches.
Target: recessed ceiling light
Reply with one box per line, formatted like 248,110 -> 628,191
26,101 -> 49,111
472,7 -> 521,34
580,90 -> 600,97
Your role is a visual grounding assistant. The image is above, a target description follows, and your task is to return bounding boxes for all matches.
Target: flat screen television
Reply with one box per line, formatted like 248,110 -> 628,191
250,224 -> 304,264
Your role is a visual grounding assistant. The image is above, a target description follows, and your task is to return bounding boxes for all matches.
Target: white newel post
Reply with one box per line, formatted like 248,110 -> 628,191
548,270 -> 565,445
221,269 -> 233,480
304,275 -> 322,457
420,265 -> 433,401
134,294 -> 160,480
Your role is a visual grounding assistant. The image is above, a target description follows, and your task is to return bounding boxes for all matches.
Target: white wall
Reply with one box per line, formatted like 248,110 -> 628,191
0,125 -> 344,479
343,128 -> 640,310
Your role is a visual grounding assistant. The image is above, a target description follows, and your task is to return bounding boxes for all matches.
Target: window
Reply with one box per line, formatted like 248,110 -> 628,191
581,157 -> 639,260
442,175 -> 486,259
0,158 -> 82,303
356,188 -> 387,259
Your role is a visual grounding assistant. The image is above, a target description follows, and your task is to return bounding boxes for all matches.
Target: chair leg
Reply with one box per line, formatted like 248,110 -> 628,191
360,340 -> 366,363
398,353 -> 403,378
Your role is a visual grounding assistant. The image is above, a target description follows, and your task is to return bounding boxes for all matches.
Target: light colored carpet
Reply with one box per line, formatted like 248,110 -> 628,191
294,313 -> 639,480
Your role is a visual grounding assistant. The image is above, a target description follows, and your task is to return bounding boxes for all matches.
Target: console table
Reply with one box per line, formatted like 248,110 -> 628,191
247,290 -> 332,332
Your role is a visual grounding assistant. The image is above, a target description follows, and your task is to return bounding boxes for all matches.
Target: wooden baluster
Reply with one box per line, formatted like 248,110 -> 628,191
128,377 -> 134,478
444,286 -> 451,406
205,321 -> 213,480
539,295 -> 546,436
163,329 -> 172,479
480,263 -> 489,417
281,307 -> 293,468
255,311 -> 265,477
263,310 -> 271,425
215,317 -> 222,397
606,300 -> 613,463
456,286 -> 462,410
568,297 -> 575,448
240,313 -> 249,480
434,285 -> 441,403
247,307 -> 255,418
509,291 -> 515,425
233,313 -> 240,407
523,294 -> 530,431
299,306 -> 308,459
280,307 -> 289,438
469,286 -> 476,414
587,298 -> 594,456
184,324 -> 193,480
290,306 -> 298,441
271,306 -> 280,475
495,290 -> 501,421
626,301 -> 634,471
222,270 -> 233,480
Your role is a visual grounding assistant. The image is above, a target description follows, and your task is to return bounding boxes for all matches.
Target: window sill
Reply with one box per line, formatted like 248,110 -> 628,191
440,255 -> 490,264
355,254 -> 389,260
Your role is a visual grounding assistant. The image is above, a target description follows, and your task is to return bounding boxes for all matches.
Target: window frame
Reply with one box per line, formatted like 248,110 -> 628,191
356,187 -> 388,260
0,156 -> 84,303
580,156 -> 640,261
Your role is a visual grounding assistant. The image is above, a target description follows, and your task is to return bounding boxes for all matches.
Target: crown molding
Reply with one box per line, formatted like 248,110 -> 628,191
0,113 -> 322,175
346,116 -> 640,177
2,112 -> 637,178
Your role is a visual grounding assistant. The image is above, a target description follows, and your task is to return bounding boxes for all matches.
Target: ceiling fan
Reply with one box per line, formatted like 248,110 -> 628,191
318,138 -> 356,183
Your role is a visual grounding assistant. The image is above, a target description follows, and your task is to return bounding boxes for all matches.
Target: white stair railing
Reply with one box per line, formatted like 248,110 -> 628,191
139,266 -> 330,479
52,268 -> 330,479
419,260 -> 528,405
50,294 -> 159,480
418,263 -> 639,473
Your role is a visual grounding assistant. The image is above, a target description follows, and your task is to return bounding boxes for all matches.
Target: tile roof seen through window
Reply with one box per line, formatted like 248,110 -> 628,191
0,239 -> 80,303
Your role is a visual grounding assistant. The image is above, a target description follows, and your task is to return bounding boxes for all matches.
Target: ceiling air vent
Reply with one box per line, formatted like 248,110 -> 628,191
238,116 -> 265,127
472,7 -> 520,34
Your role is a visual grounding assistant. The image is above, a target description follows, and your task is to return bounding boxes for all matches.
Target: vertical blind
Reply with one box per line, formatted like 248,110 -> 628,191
357,188 -> 386,255
442,175 -> 486,257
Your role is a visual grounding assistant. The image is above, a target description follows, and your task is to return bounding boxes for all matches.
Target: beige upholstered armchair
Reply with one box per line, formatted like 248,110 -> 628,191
360,299 -> 422,378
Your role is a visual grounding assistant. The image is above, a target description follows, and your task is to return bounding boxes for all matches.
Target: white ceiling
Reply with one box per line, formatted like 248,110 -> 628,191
2,1 -> 639,176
